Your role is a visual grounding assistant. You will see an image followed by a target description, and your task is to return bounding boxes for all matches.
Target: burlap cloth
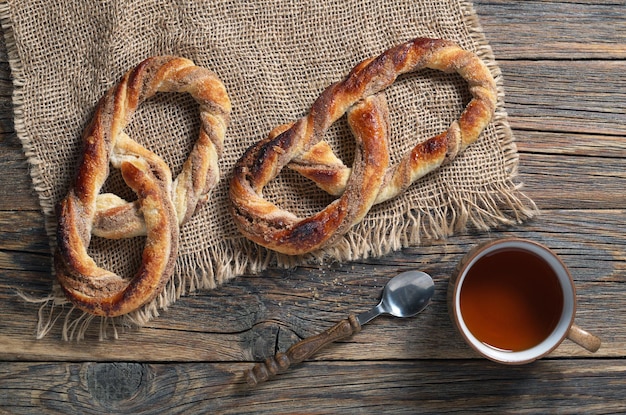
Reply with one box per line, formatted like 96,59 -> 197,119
1,0 -> 537,339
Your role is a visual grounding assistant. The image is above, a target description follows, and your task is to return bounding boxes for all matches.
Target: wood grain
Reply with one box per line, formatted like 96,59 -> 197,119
474,0 -> 626,60
1,0 -> 625,413
1,209 -> 624,362
501,60 -> 626,136
1,360 -> 625,414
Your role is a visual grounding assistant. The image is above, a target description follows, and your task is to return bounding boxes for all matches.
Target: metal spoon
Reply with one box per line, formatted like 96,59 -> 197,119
244,270 -> 435,386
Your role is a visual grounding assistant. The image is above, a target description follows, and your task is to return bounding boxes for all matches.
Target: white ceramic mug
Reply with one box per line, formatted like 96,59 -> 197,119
448,238 -> 601,364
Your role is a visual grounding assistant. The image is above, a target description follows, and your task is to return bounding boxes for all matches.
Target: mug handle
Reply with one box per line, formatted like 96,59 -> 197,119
567,324 -> 601,353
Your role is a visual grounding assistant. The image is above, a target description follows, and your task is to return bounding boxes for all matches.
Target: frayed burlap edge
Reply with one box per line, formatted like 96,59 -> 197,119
1,0 -> 538,341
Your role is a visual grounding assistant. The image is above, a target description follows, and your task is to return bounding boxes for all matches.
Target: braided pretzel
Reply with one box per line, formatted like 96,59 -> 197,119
229,38 -> 497,255
55,56 -> 231,317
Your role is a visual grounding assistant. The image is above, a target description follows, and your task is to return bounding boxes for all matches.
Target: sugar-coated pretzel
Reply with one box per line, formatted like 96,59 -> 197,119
229,38 -> 497,255
55,56 -> 231,317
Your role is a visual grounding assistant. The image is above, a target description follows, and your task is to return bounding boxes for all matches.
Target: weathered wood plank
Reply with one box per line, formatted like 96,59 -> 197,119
1,209 -> 623,361
474,0 -> 626,60
514,130 -> 626,158
0,210 -> 49,253
500,60 -> 626,136
2,209 -> 624,281
518,153 -> 626,209
1,360 -> 625,414
0,136 -> 43,211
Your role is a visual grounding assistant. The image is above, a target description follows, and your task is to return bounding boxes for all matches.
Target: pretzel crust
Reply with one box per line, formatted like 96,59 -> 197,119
229,38 -> 497,255
55,56 -> 231,316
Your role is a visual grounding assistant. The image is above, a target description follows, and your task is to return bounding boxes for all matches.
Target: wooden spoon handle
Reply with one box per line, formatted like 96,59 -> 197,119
244,315 -> 361,386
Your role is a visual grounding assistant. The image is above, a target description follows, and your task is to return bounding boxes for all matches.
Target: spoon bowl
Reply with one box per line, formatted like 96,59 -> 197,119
358,270 -> 434,325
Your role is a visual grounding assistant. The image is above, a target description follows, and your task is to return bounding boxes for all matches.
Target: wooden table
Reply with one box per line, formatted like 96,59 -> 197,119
1,1 -> 624,413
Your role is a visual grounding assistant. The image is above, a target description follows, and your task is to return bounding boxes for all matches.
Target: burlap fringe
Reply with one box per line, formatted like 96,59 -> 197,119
18,236 -> 258,341
2,0 -> 538,340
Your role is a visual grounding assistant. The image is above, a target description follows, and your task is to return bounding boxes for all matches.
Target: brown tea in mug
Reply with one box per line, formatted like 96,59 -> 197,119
459,248 -> 564,351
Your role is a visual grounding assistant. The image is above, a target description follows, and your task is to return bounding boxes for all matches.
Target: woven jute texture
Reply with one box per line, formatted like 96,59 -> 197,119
1,0 -> 537,339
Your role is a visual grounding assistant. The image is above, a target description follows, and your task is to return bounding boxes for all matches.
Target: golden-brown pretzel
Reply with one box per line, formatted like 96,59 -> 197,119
55,56 -> 231,317
229,38 -> 497,255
